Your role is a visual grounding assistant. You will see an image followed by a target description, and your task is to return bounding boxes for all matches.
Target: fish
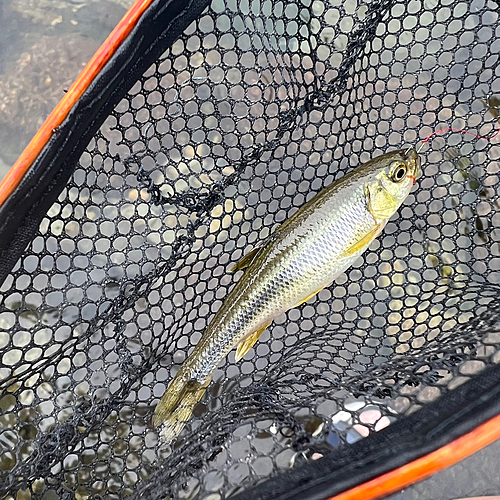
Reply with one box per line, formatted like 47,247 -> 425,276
153,148 -> 421,443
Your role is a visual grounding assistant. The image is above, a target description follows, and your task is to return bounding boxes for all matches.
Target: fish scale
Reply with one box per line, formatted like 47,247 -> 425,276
153,148 -> 421,443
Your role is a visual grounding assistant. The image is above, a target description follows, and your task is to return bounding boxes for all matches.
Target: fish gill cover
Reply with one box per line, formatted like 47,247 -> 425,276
1,0 -> 500,499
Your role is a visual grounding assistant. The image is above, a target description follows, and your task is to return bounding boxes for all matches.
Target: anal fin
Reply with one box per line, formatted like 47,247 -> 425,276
342,222 -> 384,257
294,286 -> 325,308
230,246 -> 262,272
235,321 -> 272,361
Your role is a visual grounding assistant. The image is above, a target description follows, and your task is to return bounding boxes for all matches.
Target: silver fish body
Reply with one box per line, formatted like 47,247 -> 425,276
193,168 -> 380,379
153,148 -> 421,442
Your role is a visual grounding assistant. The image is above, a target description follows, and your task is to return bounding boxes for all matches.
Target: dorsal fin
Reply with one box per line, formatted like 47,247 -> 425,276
229,225 -> 288,273
229,246 -> 263,272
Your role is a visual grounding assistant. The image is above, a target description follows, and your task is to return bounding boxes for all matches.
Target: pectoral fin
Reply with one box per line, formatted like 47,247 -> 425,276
342,222 -> 384,257
235,322 -> 272,361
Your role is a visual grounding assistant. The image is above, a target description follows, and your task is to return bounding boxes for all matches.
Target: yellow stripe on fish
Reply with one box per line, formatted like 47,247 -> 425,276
153,148 -> 421,443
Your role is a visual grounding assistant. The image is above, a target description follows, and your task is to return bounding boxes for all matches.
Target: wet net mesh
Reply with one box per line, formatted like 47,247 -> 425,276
2,0 -> 500,498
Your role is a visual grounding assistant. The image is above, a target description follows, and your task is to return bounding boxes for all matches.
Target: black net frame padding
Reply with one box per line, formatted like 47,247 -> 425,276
2,0 -> 500,499
0,0 -> 212,285
231,340 -> 500,500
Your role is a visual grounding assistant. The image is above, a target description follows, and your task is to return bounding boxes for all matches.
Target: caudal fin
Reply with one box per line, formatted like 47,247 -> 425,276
153,373 -> 210,444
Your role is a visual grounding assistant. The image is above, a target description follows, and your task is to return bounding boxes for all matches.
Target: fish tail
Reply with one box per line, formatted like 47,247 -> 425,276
152,371 -> 210,444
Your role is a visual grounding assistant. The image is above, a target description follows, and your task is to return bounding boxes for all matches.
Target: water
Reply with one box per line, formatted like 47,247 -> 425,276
0,0 -> 134,182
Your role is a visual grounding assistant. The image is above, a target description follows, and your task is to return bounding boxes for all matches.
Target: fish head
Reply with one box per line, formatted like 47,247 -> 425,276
365,148 -> 421,220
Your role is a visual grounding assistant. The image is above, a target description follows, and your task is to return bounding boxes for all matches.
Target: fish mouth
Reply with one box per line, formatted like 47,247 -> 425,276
405,149 -> 422,184
401,148 -> 422,183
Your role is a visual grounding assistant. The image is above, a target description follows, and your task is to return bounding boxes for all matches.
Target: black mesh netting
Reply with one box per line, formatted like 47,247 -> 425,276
2,0 -> 500,498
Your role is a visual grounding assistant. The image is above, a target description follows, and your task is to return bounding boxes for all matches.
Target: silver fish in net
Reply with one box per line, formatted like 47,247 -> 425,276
153,148 -> 421,443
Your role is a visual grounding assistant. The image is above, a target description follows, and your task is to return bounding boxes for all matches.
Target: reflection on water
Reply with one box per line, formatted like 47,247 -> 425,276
0,0 -> 134,181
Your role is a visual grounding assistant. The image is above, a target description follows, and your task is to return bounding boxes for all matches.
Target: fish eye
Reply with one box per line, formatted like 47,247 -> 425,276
392,162 -> 407,182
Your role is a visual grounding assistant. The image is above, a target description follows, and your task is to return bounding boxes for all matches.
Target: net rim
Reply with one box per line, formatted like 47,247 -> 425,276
0,0 -> 153,208
231,359 -> 500,500
328,412 -> 500,500
0,0 -> 213,288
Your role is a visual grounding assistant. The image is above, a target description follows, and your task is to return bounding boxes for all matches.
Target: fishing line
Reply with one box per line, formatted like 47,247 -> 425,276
410,125 -> 500,154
